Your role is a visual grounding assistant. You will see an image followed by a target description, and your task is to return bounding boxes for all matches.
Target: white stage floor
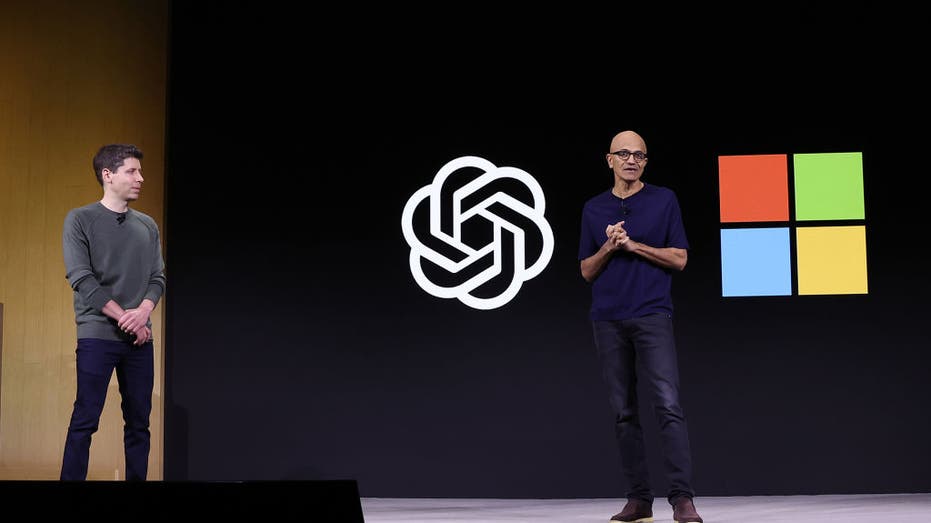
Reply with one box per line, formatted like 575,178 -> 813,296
361,493 -> 930,522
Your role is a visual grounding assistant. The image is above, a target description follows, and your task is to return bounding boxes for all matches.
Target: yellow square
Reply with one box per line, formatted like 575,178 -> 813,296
796,226 -> 868,295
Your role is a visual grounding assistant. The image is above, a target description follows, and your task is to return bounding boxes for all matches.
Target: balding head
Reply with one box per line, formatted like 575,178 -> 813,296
609,130 -> 646,153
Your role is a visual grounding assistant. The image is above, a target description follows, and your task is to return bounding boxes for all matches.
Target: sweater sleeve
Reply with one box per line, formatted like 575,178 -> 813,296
144,223 -> 166,305
63,210 -> 113,311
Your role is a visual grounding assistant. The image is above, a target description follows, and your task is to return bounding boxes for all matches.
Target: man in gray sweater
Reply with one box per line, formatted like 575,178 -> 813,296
60,144 -> 166,481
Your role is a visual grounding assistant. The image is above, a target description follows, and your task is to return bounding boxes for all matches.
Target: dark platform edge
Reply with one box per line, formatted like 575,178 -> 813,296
0,479 -> 365,521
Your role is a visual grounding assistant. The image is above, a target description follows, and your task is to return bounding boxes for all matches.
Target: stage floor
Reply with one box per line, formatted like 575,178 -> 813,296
361,493 -> 930,522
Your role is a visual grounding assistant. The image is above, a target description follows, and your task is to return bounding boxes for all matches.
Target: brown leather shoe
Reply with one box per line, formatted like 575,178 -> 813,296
671,496 -> 703,523
610,498 -> 653,522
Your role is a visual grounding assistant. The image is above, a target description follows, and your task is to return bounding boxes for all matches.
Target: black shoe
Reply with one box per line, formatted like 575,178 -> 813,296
671,496 -> 703,523
610,498 -> 653,522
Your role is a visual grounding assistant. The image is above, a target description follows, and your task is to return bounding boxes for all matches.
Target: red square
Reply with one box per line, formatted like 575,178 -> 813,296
719,154 -> 789,222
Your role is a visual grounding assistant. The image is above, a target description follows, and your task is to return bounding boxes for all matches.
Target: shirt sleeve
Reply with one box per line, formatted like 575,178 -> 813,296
578,204 -> 599,260
665,192 -> 689,250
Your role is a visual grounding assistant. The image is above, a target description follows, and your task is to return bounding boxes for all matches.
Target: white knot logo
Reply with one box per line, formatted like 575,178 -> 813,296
401,156 -> 554,310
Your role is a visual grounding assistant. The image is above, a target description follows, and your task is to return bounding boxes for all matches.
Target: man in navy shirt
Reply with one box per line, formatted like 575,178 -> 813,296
579,130 -> 702,523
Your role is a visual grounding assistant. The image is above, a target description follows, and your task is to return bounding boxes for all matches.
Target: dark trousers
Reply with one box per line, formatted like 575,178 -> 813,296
592,313 -> 695,504
61,338 -> 154,481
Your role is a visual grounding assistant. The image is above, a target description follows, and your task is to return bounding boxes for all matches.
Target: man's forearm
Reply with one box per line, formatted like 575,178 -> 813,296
627,242 -> 687,271
101,300 -> 126,321
581,245 -> 615,282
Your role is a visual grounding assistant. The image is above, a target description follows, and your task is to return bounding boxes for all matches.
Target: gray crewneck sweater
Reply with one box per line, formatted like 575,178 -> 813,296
63,202 -> 166,341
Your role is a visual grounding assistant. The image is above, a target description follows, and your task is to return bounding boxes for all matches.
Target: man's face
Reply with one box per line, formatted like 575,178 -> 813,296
104,158 -> 144,201
607,135 -> 648,182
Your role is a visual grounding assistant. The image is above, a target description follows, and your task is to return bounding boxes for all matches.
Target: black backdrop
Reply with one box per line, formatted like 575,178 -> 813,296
163,4 -> 929,496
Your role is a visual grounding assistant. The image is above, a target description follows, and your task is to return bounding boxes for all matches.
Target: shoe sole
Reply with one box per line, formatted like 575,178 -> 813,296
610,518 -> 653,523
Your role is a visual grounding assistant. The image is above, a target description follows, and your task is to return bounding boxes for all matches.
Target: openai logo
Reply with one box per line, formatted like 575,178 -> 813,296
401,156 -> 554,310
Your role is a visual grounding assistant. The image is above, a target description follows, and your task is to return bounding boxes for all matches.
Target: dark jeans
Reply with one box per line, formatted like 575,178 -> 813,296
592,313 -> 695,503
61,338 -> 154,481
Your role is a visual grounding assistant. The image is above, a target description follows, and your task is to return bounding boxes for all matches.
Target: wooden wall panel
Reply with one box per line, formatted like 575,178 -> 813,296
0,0 -> 169,480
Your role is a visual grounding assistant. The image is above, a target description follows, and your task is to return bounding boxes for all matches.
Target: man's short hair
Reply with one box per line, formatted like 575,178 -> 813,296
93,144 -> 144,186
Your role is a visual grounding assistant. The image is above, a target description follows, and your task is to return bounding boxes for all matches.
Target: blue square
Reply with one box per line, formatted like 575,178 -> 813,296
721,228 -> 791,297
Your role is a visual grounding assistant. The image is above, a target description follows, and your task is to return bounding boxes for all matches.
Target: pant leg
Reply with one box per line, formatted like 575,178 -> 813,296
592,320 -> 653,502
61,338 -> 122,480
629,313 -> 695,502
115,340 -> 154,481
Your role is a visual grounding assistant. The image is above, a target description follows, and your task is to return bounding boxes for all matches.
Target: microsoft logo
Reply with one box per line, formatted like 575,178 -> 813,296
718,152 -> 867,297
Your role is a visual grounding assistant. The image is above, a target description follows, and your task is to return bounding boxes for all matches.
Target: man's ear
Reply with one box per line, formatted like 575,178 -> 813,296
101,168 -> 111,182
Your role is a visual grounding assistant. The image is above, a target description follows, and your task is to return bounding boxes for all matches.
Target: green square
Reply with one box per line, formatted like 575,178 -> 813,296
794,152 -> 864,220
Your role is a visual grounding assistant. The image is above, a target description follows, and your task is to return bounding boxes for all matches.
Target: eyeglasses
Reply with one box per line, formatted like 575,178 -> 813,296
610,149 -> 648,162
